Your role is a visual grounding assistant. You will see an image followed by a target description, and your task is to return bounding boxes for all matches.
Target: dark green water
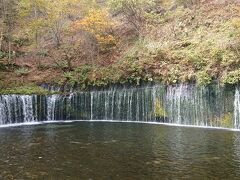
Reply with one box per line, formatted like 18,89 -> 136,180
1,122 -> 240,180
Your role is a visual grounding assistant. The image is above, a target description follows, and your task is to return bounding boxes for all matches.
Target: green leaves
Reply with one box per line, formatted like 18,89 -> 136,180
196,71 -> 212,86
222,70 -> 240,85
0,84 -> 55,95
0,51 -> 6,59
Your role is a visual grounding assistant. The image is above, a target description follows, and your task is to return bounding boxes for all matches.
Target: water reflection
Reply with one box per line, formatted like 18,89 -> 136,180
0,122 -> 240,179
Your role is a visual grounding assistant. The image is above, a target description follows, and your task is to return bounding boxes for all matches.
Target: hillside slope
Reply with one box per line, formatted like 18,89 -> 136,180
0,0 -> 239,94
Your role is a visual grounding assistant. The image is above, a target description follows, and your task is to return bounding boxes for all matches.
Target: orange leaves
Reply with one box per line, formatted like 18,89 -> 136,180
74,9 -> 111,30
72,9 -> 116,50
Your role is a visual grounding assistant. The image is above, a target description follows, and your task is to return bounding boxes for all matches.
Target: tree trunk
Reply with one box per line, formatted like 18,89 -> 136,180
0,32 -> 3,50
8,40 -> 11,64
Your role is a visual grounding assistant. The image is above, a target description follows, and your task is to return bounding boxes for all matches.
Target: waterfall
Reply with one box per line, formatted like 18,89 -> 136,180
0,84 -> 239,129
0,96 -> 6,124
47,95 -> 59,121
20,95 -> 35,122
234,87 -> 240,129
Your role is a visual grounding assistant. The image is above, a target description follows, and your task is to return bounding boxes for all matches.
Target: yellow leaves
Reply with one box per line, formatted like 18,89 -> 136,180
74,9 -> 110,31
18,0 -> 47,17
28,18 -> 46,31
17,0 -> 116,50
72,9 -> 116,48
232,6 -> 240,30
17,0 -> 86,44
18,0 -> 83,27
232,18 -> 240,29
232,17 -> 240,38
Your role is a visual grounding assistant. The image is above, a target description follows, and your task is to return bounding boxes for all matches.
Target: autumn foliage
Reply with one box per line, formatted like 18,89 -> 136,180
72,9 -> 116,52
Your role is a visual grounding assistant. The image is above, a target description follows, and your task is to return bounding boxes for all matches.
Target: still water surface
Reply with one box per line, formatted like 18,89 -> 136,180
0,121 -> 240,179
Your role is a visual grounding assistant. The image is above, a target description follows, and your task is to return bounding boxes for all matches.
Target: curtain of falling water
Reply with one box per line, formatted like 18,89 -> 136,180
0,84 -> 239,129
